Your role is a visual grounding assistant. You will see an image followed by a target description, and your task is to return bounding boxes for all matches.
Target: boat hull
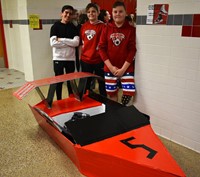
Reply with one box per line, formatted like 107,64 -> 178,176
30,100 -> 185,177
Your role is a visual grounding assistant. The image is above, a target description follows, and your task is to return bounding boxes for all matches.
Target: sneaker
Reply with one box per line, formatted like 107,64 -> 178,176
121,95 -> 132,106
160,5 -> 168,14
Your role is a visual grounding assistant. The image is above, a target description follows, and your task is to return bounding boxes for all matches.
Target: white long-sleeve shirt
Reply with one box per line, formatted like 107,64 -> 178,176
50,21 -> 80,61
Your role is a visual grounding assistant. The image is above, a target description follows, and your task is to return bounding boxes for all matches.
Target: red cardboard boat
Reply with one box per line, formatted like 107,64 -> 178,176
13,72 -> 186,177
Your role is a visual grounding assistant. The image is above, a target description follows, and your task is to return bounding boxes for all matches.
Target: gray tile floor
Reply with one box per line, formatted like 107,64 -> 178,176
0,68 -> 25,90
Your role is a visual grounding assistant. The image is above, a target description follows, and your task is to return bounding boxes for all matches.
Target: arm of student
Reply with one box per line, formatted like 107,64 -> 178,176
59,36 -> 80,47
98,26 -> 109,61
50,36 -> 66,48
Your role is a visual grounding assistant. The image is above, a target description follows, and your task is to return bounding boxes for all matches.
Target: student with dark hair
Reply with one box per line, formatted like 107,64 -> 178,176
99,1 -> 136,106
50,5 -> 80,100
78,13 -> 88,25
98,9 -> 111,23
79,3 -> 107,97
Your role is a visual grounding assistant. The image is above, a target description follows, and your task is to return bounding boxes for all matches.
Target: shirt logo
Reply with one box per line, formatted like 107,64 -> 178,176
85,30 -> 96,40
110,33 -> 125,46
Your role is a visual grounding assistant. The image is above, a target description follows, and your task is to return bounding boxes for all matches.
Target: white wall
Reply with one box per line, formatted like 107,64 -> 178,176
1,0 -> 30,76
135,0 -> 200,153
1,0 -> 90,81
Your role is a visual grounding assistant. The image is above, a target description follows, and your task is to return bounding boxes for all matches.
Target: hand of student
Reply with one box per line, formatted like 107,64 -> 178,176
114,68 -> 125,77
110,66 -> 118,75
114,61 -> 130,77
104,60 -> 119,75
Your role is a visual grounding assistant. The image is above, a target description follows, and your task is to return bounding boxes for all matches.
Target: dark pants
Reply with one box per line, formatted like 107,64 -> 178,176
80,60 -> 107,97
53,60 -> 75,100
75,47 -> 80,71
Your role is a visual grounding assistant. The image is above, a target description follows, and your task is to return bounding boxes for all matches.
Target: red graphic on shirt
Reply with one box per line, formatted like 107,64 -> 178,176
110,33 -> 125,46
85,30 -> 96,40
